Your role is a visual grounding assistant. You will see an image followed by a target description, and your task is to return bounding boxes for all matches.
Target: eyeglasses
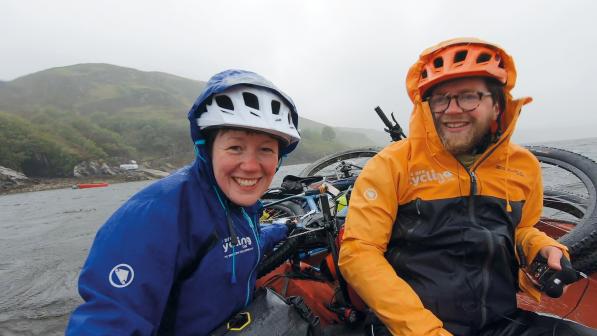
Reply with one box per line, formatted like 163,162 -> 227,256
426,91 -> 492,113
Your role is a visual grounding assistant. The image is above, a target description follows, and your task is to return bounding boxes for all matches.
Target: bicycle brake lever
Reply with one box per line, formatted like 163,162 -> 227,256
299,210 -> 317,222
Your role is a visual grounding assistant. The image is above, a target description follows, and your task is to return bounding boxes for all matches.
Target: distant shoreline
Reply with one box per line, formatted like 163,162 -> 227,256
0,175 -> 156,196
0,162 -> 307,196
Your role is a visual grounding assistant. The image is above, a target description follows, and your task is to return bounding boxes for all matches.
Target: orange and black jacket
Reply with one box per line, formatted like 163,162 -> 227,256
338,93 -> 568,335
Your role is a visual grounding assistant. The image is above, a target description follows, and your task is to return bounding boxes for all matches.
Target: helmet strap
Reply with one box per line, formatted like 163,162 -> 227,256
276,155 -> 285,172
194,139 -> 207,163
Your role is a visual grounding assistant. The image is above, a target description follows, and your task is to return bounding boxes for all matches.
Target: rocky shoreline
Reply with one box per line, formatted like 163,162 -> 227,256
0,173 -> 156,195
0,164 -> 170,195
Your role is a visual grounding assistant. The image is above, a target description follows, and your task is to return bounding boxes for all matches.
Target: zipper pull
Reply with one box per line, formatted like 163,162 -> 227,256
415,198 -> 421,215
470,171 -> 478,195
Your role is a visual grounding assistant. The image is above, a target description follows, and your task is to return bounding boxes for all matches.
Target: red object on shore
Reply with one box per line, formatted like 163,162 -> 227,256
73,182 -> 109,189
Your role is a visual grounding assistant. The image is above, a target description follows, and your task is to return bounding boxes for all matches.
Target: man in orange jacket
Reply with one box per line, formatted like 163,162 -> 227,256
338,38 -> 596,335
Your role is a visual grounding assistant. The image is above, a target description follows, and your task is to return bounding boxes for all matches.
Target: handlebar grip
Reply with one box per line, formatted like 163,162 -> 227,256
374,106 -> 393,129
256,236 -> 299,278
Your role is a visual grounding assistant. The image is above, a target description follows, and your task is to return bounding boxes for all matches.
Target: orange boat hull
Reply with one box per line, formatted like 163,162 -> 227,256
518,273 -> 596,328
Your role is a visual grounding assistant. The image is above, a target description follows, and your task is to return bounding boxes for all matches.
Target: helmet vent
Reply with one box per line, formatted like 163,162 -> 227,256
271,100 -> 281,115
454,50 -> 468,63
421,69 -> 428,79
433,57 -> 444,69
496,55 -> 505,68
215,95 -> 234,110
242,92 -> 260,110
476,53 -> 492,63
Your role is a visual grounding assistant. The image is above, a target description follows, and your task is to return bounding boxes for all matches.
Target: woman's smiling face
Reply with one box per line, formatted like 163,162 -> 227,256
211,129 -> 279,206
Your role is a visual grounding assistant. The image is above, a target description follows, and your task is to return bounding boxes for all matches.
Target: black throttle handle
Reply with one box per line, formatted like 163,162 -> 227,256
529,255 -> 579,298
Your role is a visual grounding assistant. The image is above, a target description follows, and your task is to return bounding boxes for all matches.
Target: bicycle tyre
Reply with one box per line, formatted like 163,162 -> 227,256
543,188 -> 587,220
570,248 -> 597,275
256,235 -> 300,279
528,146 -> 597,258
299,147 -> 382,178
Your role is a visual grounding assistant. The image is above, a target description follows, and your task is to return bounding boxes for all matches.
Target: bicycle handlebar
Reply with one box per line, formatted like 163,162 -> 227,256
375,106 -> 394,129
374,106 -> 406,141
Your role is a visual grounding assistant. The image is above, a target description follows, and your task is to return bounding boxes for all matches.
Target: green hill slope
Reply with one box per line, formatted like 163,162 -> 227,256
0,64 -> 387,177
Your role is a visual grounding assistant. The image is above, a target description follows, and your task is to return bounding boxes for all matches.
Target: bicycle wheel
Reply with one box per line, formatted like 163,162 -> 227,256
528,146 -> 597,260
260,201 -> 304,223
543,188 -> 587,220
299,147 -> 382,180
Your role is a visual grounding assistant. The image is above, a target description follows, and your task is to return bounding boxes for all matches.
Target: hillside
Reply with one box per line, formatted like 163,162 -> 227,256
0,64 -> 387,178
0,63 -> 202,118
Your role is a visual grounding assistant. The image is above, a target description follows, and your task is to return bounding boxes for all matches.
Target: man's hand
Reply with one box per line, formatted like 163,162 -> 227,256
539,245 -> 564,271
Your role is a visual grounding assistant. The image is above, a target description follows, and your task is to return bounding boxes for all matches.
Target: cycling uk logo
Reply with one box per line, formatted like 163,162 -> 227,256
109,264 -> 135,288
222,235 -> 254,259
410,169 -> 454,186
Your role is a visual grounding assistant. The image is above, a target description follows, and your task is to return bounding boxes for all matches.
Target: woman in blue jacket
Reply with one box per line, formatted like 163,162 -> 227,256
66,69 -> 301,335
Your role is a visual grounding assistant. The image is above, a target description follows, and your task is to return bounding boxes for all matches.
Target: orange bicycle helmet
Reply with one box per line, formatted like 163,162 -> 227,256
406,38 -> 517,101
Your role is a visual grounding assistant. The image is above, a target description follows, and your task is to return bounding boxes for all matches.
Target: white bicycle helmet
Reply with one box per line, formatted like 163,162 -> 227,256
197,85 -> 300,146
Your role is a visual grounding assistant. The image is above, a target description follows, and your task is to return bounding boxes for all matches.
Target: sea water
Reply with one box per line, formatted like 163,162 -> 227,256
0,138 -> 595,335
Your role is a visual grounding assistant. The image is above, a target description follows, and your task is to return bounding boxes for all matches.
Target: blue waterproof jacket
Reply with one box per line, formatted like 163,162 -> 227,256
66,70 -> 295,335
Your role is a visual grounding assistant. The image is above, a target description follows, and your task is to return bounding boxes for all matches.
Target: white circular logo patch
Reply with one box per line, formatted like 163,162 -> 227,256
109,264 -> 135,288
364,188 -> 378,201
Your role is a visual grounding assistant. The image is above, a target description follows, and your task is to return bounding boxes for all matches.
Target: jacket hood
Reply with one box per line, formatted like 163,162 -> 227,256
405,38 -> 532,160
187,69 -> 300,156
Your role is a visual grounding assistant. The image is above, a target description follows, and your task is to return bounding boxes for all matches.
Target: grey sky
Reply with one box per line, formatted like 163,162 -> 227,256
2,0 -> 596,141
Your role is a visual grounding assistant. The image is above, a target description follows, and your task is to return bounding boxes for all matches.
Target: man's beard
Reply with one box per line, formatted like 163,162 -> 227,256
435,114 -> 494,155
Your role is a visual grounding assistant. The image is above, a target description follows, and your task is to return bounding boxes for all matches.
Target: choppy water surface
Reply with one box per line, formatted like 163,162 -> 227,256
0,164 -> 307,335
1,140 -> 596,335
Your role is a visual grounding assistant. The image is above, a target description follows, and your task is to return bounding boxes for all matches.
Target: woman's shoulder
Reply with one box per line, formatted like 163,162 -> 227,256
109,165 -> 218,231
129,165 -> 208,202
92,176 -> 220,262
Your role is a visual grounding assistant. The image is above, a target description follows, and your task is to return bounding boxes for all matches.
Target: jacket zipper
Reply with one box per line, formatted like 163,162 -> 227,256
241,208 -> 261,307
466,128 -> 512,327
453,109 -> 516,328
467,170 -> 494,329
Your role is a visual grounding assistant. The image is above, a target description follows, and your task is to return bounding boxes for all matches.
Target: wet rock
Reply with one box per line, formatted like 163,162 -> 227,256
0,166 -> 30,190
99,163 -> 117,175
0,166 -> 27,180
73,161 -> 117,177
